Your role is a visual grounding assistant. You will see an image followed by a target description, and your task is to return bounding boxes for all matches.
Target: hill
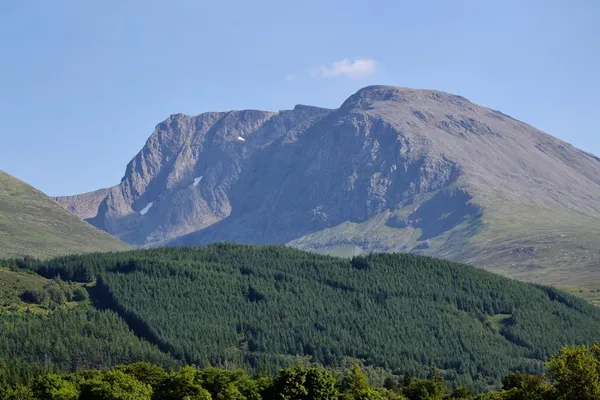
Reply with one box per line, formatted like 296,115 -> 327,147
8,244 -> 600,389
54,86 -> 600,293
0,171 -> 130,259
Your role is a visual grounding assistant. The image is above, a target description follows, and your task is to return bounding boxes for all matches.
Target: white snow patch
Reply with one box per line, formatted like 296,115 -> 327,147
139,202 -> 153,216
193,176 -> 203,186
237,136 -> 246,142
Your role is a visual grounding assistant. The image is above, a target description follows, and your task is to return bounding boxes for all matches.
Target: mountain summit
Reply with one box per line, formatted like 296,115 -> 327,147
56,86 -> 600,288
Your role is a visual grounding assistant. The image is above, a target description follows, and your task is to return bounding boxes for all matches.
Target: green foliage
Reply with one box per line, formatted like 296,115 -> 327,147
114,362 -> 168,388
0,266 -> 88,312
199,368 -> 263,400
452,386 -> 474,399
0,384 -> 36,400
6,244 -> 600,389
71,287 -> 88,302
20,282 -> 70,308
343,365 -> 371,392
79,370 -> 153,400
32,373 -> 78,400
153,366 -> 210,400
1,343 -> 600,400
402,377 -> 446,400
0,267 -> 51,311
270,366 -> 339,399
0,307 -> 176,386
547,344 -> 600,400
473,391 -> 512,400
500,373 -> 548,399
46,284 -> 67,305
342,365 -> 388,400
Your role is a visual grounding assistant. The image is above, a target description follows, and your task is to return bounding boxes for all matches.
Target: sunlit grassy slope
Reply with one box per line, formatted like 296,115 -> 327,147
290,200 -> 600,303
0,171 -> 130,259
0,267 -> 50,310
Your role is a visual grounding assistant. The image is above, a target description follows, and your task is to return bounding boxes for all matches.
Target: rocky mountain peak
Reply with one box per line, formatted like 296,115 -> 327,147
55,86 -> 600,288
340,85 -> 471,111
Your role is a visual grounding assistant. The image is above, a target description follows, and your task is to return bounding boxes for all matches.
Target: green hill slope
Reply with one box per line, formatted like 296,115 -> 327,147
0,266 -> 176,386
10,244 -> 600,388
0,171 -> 130,259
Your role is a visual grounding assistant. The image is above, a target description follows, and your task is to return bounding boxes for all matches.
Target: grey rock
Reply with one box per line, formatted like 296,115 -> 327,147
55,86 -> 600,287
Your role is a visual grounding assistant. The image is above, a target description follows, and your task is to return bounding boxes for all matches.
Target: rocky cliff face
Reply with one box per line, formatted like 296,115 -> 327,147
56,105 -> 331,245
56,86 -> 600,287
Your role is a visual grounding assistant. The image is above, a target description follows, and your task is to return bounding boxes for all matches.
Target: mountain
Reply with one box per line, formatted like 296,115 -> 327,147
8,244 -> 600,389
55,105 -> 330,245
0,171 -> 130,258
55,86 -> 600,290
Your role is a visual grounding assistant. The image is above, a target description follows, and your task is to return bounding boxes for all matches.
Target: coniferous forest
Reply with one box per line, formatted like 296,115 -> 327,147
2,244 -> 600,396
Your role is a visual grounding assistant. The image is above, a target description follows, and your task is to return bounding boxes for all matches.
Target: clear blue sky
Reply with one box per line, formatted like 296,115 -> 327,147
1,0 -> 598,196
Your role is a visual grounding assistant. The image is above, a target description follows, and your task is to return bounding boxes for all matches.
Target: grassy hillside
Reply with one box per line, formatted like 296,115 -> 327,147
0,267 -> 49,309
0,171 -> 130,259
9,244 -> 600,389
289,200 -> 600,303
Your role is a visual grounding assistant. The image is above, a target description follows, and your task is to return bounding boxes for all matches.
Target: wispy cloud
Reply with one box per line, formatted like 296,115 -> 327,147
319,58 -> 377,79
284,73 -> 296,81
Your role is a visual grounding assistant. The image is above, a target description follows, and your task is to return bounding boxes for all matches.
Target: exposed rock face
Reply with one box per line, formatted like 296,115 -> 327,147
56,86 -> 600,286
56,105 -> 331,245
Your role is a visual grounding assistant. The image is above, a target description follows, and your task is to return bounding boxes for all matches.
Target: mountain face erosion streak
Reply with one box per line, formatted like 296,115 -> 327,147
55,86 -> 600,290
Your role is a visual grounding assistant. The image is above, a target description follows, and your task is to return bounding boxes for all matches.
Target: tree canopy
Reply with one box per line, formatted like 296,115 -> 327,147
3,244 -> 600,390
2,344 -> 600,400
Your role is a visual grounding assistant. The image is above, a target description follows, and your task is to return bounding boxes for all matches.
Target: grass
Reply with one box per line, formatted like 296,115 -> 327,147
560,284 -> 600,308
0,266 -> 89,313
289,195 -> 600,305
289,207 -> 425,255
457,204 -> 600,287
0,267 -> 48,302
0,267 -> 51,312
484,314 -> 512,333
0,171 -> 130,259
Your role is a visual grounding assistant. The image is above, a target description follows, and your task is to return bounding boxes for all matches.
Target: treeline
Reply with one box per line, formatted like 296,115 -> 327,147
6,244 -> 600,389
3,343 -> 600,399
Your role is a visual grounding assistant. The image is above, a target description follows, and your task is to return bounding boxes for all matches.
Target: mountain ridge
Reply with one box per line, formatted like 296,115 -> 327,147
54,85 -> 600,289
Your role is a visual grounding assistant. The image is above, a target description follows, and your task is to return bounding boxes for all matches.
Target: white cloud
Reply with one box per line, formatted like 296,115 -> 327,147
285,73 -> 296,81
319,58 -> 377,79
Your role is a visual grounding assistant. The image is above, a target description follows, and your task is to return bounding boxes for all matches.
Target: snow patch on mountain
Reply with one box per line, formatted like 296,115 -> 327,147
140,202 -> 153,215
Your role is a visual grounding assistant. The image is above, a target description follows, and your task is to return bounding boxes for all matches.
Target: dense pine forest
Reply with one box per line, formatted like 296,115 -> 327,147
2,244 -> 600,392
0,267 -> 176,387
